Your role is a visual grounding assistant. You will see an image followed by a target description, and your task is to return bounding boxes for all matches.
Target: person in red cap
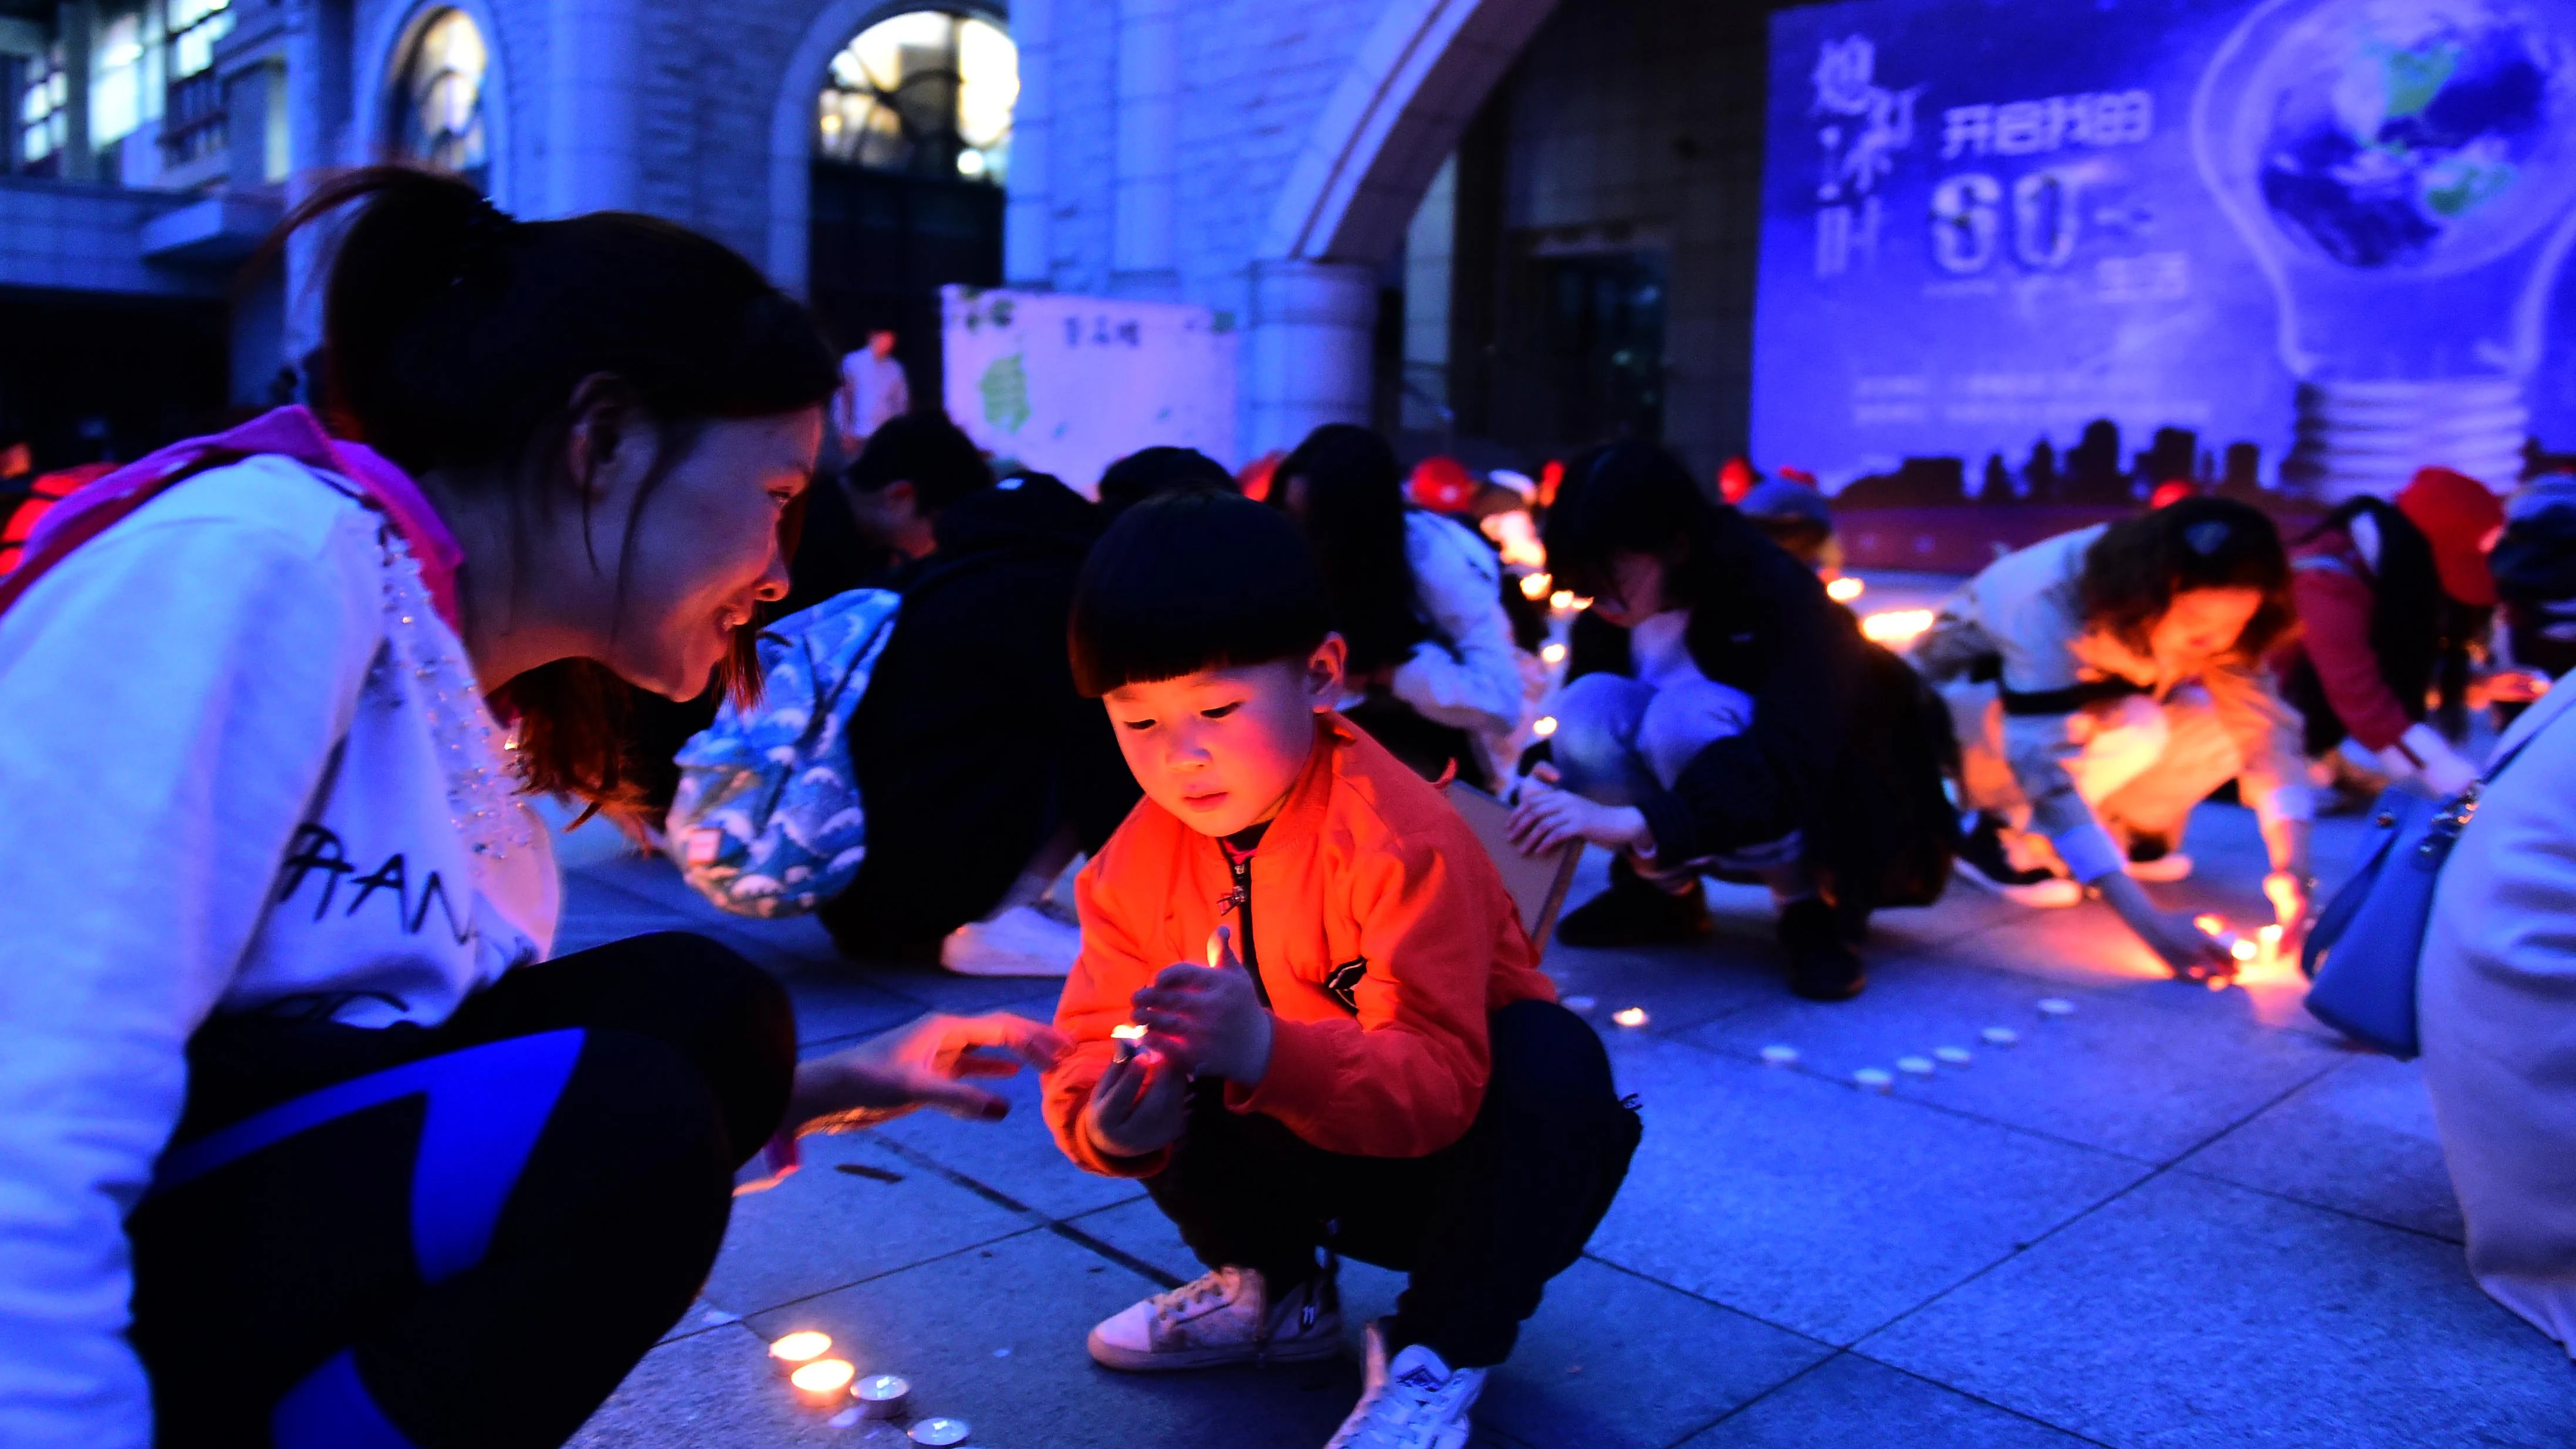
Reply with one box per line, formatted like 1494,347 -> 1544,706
2273,465 -> 2503,802
1716,455 -> 1759,506
1407,454 -> 1481,515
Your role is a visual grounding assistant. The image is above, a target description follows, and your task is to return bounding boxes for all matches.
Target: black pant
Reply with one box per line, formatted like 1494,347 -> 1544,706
129,933 -> 796,1449
1144,999 -> 1639,1368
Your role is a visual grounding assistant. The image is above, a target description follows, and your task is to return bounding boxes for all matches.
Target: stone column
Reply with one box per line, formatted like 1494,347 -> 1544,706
545,0 -> 640,215
1111,0 -> 1177,290
59,0 -> 96,181
1244,258 -> 1377,458
1002,0 -> 1052,287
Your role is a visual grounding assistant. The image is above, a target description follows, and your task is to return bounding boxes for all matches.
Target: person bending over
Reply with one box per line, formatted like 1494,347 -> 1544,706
1042,491 -> 1639,1449
2271,466 -> 2500,805
1504,441 -> 1915,1001
1911,497 -> 2311,978
1269,424 -> 1530,788
0,168 -> 1054,1449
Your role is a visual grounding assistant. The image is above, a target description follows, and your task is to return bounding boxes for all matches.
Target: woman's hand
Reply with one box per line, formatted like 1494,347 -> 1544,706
1506,765 -> 1651,856
787,1011 -> 1067,1134
1084,1042 -> 1188,1160
2098,874 -> 2236,979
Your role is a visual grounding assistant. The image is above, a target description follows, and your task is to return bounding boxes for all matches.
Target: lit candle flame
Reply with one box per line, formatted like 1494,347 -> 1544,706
1532,715 -> 1559,738
1550,590 -> 1576,611
1612,1006 -> 1649,1028
1858,609 -> 1934,647
2258,924 -> 2283,947
2230,938 -> 2258,962
1826,576 -> 1865,603
2195,914 -> 2225,935
1110,1024 -> 1147,1042
1519,572 -> 1553,602
1541,642 -> 1567,664
789,1358 -> 855,1398
769,1331 -> 831,1364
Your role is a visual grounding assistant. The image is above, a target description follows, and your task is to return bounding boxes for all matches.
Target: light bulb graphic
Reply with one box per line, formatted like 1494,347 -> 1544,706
2193,0 -> 2576,499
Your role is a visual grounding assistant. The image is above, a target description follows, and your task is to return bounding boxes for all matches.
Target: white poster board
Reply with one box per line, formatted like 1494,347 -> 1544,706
942,285 -> 1239,496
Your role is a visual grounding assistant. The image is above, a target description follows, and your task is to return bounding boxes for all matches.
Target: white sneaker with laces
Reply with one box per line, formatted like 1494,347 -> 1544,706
1324,1320 -> 1486,1449
938,903 -> 1082,977
1087,1266 -> 1341,1372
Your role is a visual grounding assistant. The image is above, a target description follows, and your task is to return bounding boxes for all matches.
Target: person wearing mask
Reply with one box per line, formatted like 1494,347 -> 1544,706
830,328 -> 910,453
1269,425 -> 1529,788
2273,466 -> 2501,804
0,168 -> 1054,1449
1505,442 -> 1955,1001
1911,498 -> 2310,977
814,465 -> 1141,977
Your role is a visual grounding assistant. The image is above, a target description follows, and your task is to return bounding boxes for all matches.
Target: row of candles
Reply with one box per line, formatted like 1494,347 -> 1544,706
769,1330 -> 970,1444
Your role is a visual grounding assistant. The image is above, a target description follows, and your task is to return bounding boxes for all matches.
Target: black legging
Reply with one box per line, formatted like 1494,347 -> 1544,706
128,933 -> 795,1448
1144,999 -> 1640,1368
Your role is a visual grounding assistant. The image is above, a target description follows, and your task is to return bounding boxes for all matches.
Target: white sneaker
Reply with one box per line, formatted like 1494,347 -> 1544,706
938,903 -> 1081,977
1087,1266 -> 1341,1372
1325,1320 -> 1486,1449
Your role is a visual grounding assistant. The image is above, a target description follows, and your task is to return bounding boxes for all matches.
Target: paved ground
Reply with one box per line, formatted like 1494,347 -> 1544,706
557,799 -> 2575,1449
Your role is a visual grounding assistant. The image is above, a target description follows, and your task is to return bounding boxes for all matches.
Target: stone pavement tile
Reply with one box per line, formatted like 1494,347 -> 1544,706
2178,1054 -> 2464,1241
1582,1035 -> 2148,1345
701,1130 -> 1034,1318
1472,1259 -> 1830,1449
1543,934 -> 1789,1039
571,1320 -> 844,1448
1678,1353 -> 2092,1448
1862,1172 -> 2576,1449
750,1229 -> 1371,1449
1060,1200 -> 1829,1449
1685,954 -> 2343,1162
1952,901 -> 2338,1038
873,1062 -> 1148,1222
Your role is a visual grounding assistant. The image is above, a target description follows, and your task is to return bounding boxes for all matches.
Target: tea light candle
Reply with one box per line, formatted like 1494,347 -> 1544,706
1611,1006 -> 1649,1028
1111,1022 -> 1147,1063
909,1417 -> 972,1446
790,1357 -> 856,1405
1934,1046 -> 1973,1066
1550,590 -> 1576,611
2037,998 -> 2075,1017
769,1331 -> 832,1371
1852,1068 -> 1894,1092
853,1373 -> 911,1419
1981,1026 -> 2019,1046
1896,1055 -> 1936,1076
1759,1043 -> 1799,1065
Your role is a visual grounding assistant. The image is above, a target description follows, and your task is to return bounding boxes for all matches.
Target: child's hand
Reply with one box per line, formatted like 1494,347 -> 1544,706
1506,765 -> 1650,856
1085,1045 -> 1187,1158
787,1012 -> 1066,1130
1130,926 -> 1276,1085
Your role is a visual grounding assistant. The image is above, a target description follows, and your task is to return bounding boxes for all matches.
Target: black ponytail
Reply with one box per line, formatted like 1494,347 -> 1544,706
273,165 -> 840,827
1269,424 -> 1429,677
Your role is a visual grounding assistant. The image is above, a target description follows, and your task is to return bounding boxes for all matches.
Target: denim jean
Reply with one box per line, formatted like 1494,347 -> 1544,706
1549,671 -> 1806,883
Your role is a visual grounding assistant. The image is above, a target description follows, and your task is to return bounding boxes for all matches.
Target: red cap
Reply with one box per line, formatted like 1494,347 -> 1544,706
2396,466 -> 2505,606
1408,455 -> 1479,513
2148,479 -> 2199,509
1537,459 -> 1566,508
1717,455 -> 1759,504
1236,451 -> 1282,504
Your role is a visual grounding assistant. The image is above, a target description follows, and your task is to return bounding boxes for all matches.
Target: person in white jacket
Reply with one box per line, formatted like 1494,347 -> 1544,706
1268,425 -> 1530,788
2421,644 -> 2576,1357
0,167 -> 1056,1449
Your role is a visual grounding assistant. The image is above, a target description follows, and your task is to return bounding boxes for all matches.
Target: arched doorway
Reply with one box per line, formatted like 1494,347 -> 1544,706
389,8 -> 492,193
807,8 -> 1016,410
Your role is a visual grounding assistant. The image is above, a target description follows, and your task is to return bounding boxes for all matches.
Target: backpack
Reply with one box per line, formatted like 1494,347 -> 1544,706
664,588 -> 902,917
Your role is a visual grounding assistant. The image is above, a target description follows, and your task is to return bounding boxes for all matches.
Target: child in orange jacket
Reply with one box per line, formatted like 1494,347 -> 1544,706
1042,489 -> 1639,1449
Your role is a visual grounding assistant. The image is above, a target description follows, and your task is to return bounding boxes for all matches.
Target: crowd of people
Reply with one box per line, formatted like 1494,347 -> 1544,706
5,168 -> 2576,1449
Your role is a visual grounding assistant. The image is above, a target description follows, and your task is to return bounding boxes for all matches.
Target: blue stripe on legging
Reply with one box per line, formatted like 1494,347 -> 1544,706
272,1349 -> 418,1449
153,1028 -> 586,1282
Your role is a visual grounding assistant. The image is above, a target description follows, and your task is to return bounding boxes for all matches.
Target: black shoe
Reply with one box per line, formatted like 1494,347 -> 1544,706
1953,813 -> 2083,908
1554,857 -> 1712,948
1779,897 -> 1865,1001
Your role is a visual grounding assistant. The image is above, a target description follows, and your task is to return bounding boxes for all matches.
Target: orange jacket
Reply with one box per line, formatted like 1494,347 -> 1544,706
1044,715 -> 1554,1176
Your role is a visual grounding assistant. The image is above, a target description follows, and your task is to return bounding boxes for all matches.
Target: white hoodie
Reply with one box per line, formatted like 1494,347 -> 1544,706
0,457 -> 555,1448
1388,510 -> 1533,761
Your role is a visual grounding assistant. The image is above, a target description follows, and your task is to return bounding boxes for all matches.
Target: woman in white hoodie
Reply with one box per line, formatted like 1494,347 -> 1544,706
0,168 -> 1055,1449
1269,425 -> 1530,788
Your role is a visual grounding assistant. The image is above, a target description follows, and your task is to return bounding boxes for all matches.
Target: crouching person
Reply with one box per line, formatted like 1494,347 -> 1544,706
1041,491 -> 1641,1447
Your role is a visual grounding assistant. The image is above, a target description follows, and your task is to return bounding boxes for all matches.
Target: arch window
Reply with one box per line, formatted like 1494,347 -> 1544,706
816,10 -> 1015,183
394,9 -> 489,191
